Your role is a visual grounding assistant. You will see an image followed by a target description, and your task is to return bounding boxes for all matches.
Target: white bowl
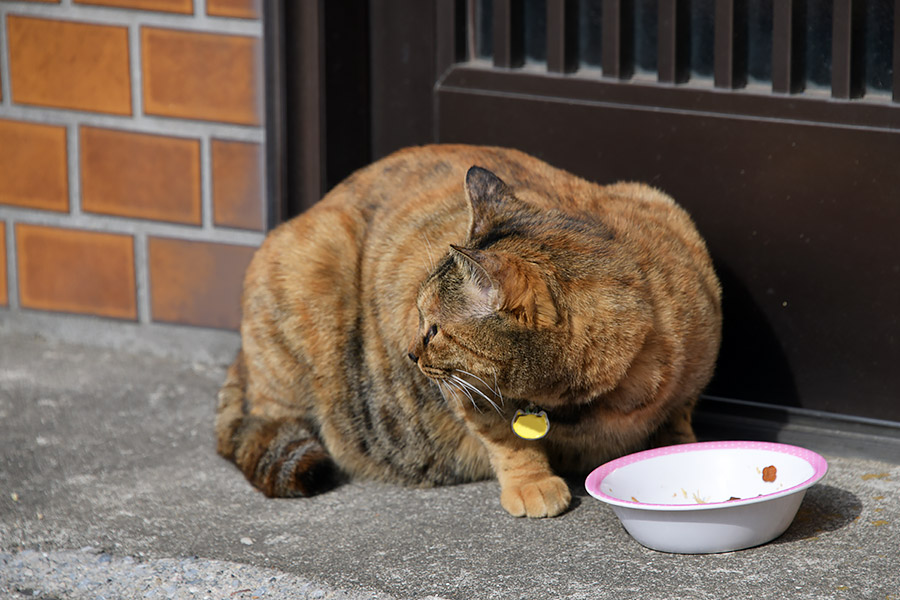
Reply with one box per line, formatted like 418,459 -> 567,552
585,441 -> 828,554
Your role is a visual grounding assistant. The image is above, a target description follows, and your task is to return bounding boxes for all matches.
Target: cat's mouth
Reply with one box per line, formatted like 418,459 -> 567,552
418,364 -> 449,380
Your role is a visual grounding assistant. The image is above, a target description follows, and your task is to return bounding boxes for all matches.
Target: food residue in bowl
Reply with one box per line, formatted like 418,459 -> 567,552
611,478 -> 775,506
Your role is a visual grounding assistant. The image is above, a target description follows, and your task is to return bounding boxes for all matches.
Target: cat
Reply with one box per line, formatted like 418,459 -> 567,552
215,144 -> 722,518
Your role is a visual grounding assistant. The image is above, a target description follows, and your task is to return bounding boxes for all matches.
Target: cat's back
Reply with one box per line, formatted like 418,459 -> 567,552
318,144 -> 563,216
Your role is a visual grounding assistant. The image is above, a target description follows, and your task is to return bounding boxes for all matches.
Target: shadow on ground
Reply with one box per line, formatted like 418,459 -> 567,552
775,484 -> 862,544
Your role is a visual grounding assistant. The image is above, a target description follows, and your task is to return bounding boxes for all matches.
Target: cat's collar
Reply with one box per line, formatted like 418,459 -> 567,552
511,405 -> 550,440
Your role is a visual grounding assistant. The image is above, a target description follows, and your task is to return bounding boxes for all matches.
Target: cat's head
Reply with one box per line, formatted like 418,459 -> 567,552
408,166 -> 567,405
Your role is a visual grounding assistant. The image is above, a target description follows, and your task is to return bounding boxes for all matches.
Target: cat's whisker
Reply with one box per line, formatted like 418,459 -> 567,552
444,382 -> 465,410
457,369 -> 502,405
453,371 -> 502,413
447,378 -> 481,413
457,383 -> 479,412
491,370 -> 504,407
451,373 -> 501,414
453,375 -> 493,406
439,379 -> 463,409
435,381 -> 461,409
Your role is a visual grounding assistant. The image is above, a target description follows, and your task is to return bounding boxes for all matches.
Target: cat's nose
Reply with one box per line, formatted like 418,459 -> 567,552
407,352 -> 418,363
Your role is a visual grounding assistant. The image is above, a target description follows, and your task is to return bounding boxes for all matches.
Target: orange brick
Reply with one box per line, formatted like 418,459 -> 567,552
212,139 -> 264,231
80,127 -> 201,225
0,223 -> 7,306
141,28 -> 261,125
207,0 -> 260,19
148,237 -> 254,329
7,16 -> 131,115
0,119 -> 69,212
16,224 -> 136,319
74,0 -> 192,13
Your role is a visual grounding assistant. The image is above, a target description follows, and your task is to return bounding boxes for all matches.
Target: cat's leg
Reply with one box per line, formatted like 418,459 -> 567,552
215,351 -> 342,497
479,434 -> 572,518
648,401 -> 698,447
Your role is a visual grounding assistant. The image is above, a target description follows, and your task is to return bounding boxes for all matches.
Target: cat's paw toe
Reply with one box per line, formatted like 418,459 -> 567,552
501,475 -> 571,518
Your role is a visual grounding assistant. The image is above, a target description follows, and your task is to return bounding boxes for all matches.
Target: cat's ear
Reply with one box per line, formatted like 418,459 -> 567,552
450,245 -> 558,328
464,166 -> 509,241
449,244 -> 501,312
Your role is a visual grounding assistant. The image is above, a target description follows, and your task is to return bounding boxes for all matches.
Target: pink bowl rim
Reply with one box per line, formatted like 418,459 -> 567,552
584,440 -> 829,511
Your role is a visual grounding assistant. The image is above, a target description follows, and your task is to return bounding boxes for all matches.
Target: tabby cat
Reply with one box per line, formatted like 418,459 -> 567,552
215,145 -> 721,518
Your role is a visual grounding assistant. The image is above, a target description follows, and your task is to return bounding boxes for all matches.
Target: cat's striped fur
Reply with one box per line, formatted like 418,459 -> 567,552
215,145 -> 722,517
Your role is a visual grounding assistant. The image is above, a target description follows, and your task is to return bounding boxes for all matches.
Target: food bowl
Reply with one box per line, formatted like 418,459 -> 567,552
585,441 -> 828,554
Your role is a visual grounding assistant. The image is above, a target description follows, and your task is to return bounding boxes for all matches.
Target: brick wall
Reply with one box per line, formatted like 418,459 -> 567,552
0,0 -> 265,338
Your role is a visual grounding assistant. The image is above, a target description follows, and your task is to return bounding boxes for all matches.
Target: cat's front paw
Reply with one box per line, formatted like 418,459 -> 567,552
500,475 -> 571,518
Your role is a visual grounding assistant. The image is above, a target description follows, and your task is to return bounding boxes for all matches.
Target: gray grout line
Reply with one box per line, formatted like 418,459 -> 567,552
134,231 -> 151,324
0,11 -> 10,110
0,1 -> 261,36
0,205 -> 265,247
129,21 -> 144,121
67,124 -> 82,216
200,135 -> 215,230
2,8 -> 16,307
5,219 -> 20,310
0,104 -> 265,143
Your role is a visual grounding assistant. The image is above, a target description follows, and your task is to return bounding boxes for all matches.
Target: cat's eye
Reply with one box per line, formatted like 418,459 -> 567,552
424,324 -> 438,347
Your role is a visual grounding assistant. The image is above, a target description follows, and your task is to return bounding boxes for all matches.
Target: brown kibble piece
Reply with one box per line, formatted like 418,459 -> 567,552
762,465 -> 777,482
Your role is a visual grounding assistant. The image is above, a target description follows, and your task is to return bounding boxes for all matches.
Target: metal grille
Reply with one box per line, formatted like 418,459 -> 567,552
458,0 -> 898,101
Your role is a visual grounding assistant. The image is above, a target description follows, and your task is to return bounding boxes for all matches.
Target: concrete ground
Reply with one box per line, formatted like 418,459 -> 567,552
1,328 -> 898,600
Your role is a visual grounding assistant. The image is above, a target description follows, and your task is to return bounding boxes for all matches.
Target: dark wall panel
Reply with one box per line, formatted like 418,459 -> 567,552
438,88 -> 900,422
369,0 -> 437,159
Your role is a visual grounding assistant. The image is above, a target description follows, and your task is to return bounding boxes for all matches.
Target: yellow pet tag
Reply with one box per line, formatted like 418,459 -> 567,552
511,409 -> 550,440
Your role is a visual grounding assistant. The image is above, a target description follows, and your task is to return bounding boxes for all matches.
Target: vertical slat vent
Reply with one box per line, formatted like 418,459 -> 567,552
657,0 -> 689,84
455,0 -> 896,102
631,0 -> 658,76
578,0 -> 603,68
771,0 -> 803,94
602,0 -> 628,78
863,0 -> 895,95
895,0 -> 900,102
832,0 -> 863,98
714,0 -> 740,88
524,0 -> 549,63
493,0 -> 524,67
547,0 -> 578,73
438,0 -> 468,74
